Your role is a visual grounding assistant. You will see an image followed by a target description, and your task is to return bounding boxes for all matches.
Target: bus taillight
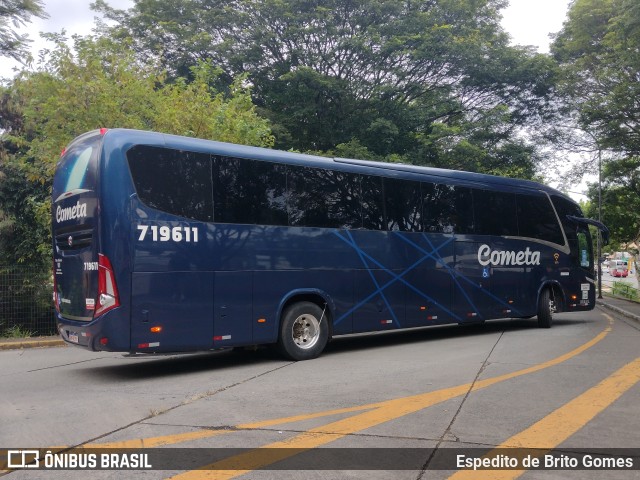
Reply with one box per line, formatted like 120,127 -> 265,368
95,254 -> 120,317
53,265 -> 60,313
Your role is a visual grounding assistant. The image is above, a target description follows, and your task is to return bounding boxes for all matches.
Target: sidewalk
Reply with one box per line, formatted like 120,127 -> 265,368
0,296 -> 638,351
597,295 -> 640,323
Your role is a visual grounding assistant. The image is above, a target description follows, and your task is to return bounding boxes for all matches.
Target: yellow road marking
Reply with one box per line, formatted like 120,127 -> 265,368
237,404 -> 378,429
448,355 -> 640,480
83,429 -> 230,449
81,313 -> 612,452
1,316 -> 622,480
82,404 -> 379,449
168,318 -> 614,479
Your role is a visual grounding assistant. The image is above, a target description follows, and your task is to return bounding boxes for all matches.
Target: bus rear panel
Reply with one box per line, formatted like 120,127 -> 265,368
52,130 -> 124,350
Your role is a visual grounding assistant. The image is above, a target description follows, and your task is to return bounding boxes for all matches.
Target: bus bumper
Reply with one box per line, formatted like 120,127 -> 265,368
56,310 -> 129,352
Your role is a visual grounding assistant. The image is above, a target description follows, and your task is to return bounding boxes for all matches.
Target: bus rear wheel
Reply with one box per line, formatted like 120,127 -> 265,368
537,288 -> 554,328
278,302 -> 329,361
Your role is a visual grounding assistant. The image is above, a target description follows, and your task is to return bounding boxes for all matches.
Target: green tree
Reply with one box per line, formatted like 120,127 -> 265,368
0,33 -> 274,334
553,0 -> 640,156
552,0 -> 640,245
2,34 -> 273,183
0,34 -> 273,265
584,187 -> 639,252
0,0 -> 48,63
96,0 -> 554,178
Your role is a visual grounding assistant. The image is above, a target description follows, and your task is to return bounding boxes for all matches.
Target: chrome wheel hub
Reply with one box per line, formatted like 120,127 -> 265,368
292,314 -> 320,350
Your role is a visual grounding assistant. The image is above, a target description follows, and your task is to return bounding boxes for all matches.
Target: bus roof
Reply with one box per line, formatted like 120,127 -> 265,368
99,128 -> 571,200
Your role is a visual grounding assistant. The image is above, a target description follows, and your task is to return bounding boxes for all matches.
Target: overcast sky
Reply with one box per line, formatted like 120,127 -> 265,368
502,0 -> 571,52
2,0 -> 571,80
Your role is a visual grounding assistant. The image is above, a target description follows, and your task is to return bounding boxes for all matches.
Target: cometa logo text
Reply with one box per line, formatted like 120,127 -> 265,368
477,244 -> 541,267
56,201 -> 87,223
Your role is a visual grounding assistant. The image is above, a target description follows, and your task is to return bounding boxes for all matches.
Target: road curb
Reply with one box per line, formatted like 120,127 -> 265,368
597,301 -> 640,324
0,337 -> 66,351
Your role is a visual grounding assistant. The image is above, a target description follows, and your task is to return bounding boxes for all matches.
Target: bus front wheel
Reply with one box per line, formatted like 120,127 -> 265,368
537,288 -> 554,328
278,302 -> 329,361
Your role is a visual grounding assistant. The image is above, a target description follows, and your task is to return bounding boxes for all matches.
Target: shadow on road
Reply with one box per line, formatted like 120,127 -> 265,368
76,314 -> 594,382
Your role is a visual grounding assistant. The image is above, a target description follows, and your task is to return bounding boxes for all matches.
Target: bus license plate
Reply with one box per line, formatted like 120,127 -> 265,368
68,333 -> 79,343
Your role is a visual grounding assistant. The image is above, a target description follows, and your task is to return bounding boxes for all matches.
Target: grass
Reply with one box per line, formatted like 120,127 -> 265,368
611,281 -> 640,302
1,324 -> 34,339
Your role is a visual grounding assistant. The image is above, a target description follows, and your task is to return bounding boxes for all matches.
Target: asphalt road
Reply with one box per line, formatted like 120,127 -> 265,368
600,266 -> 639,292
1,306 -> 639,479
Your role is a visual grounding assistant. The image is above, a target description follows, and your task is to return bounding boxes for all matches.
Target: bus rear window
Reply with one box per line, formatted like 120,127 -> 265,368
53,134 -> 100,200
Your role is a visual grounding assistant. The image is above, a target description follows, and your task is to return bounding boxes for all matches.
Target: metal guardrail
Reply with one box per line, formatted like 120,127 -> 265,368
0,266 -> 55,337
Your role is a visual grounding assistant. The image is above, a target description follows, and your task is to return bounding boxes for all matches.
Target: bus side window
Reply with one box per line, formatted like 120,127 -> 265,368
212,156 -> 288,226
128,146 -> 213,222
287,166 -> 362,229
383,178 -> 423,232
516,194 -> 564,245
473,190 -> 518,236
361,175 -> 385,231
422,182 -> 455,233
454,186 -> 475,234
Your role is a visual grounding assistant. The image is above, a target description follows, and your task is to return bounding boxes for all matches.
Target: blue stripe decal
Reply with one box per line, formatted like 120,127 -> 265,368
332,230 -> 525,326
402,232 -> 524,317
397,233 -> 482,317
345,230 -> 401,328
333,232 -> 460,325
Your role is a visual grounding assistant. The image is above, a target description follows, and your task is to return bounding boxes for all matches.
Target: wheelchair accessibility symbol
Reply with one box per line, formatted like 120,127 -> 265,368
482,267 -> 490,278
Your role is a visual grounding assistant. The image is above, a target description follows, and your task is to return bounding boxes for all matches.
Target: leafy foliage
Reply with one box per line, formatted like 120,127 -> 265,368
552,0 -> 640,156
0,34 -> 273,268
552,0 -> 640,246
95,0 -> 554,177
0,0 -> 48,63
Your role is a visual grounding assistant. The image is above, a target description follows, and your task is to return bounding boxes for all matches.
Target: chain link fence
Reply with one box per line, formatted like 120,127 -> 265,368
0,266 -> 56,337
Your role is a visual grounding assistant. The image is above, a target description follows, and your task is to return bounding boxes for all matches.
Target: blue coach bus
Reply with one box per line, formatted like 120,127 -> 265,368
52,128 -> 608,360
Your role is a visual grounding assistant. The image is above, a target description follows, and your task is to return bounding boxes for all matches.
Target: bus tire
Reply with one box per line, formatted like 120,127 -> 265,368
278,302 -> 329,361
537,288 -> 553,328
